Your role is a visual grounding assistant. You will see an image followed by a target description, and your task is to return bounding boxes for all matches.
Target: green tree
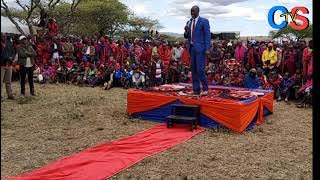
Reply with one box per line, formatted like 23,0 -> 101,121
54,0 -> 130,37
127,16 -> 163,32
160,34 -> 184,42
119,16 -> 163,39
1,0 -> 82,36
1,0 -> 41,36
270,24 -> 312,41
2,0 -> 163,39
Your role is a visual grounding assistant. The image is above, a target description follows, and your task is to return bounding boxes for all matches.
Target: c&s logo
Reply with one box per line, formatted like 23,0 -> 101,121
268,6 -> 309,30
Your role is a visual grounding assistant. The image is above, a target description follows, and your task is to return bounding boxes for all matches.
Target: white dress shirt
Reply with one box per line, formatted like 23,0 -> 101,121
25,57 -> 32,67
190,16 -> 199,44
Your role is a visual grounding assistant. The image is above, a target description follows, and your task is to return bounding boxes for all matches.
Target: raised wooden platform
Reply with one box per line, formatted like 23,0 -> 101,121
127,83 -> 274,133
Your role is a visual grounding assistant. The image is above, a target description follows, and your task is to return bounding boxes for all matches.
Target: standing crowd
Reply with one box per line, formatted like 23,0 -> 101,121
1,30 -> 313,108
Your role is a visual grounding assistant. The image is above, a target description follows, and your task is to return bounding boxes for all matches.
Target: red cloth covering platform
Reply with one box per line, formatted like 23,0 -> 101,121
128,83 -> 274,133
6,124 -> 204,180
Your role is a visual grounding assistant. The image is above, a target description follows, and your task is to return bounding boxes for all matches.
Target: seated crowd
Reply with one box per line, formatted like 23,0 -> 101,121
1,32 -> 313,108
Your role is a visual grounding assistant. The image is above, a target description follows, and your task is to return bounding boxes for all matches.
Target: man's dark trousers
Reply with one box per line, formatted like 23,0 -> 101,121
19,66 -> 34,95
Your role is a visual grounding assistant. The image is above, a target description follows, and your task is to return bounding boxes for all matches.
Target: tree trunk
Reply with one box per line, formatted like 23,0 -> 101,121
6,15 -> 27,36
27,20 -> 35,36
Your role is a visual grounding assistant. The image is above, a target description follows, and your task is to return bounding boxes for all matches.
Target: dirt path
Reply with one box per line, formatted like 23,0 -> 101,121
1,83 -> 312,180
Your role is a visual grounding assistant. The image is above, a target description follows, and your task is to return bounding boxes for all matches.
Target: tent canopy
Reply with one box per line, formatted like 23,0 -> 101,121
1,16 -> 31,35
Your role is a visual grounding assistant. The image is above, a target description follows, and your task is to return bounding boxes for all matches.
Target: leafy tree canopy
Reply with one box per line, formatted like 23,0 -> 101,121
270,24 -> 312,41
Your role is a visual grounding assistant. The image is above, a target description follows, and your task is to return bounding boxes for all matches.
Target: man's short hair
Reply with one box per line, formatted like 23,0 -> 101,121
192,6 -> 200,11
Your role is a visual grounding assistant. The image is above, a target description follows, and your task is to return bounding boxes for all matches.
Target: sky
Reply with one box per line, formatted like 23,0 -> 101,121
120,0 -> 312,36
3,0 -> 313,36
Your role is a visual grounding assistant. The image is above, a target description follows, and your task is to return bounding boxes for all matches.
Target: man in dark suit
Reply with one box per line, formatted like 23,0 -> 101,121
184,6 -> 211,96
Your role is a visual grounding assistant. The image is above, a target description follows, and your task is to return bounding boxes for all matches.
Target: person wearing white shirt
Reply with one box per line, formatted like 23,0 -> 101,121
132,67 -> 145,89
190,16 -> 199,44
171,42 -> 184,62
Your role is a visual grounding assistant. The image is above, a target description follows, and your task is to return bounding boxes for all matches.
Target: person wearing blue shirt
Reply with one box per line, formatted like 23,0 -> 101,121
121,67 -> 133,89
113,68 -> 122,87
277,72 -> 295,102
244,68 -> 261,89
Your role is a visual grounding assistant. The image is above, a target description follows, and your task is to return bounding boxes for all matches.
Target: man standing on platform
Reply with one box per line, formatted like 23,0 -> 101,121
184,6 -> 211,96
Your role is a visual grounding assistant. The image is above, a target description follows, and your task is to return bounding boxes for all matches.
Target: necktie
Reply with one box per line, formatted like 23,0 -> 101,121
192,19 -> 195,43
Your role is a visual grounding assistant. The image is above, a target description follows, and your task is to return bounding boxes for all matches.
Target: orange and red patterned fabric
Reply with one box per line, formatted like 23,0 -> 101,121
128,85 -> 274,133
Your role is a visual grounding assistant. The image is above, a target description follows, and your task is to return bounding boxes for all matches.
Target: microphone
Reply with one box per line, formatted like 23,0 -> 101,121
185,20 -> 191,32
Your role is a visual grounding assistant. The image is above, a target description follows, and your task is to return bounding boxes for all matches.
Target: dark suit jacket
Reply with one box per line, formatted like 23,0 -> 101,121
1,40 -> 15,66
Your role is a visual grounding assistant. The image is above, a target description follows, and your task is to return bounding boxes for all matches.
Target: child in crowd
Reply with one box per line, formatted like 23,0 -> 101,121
243,64 -> 251,75
207,71 -> 215,85
113,64 -> 123,87
56,62 -> 68,84
51,37 -> 62,65
268,71 -> 283,99
291,69 -> 303,99
150,54 -> 164,87
179,66 -> 190,83
74,63 -> 86,85
257,68 -> 270,89
277,72 -> 295,102
122,66 -> 133,89
33,64 -> 44,83
42,64 -> 56,83
214,71 -> 223,85
296,74 -> 312,108
132,66 -> 145,89
103,66 -> 114,90
230,70 -> 244,87
67,63 -> 79,84
85,64 -> 97,87
167,62 -> 180,84
93,64 -> 106,86
222,72 -> 231,87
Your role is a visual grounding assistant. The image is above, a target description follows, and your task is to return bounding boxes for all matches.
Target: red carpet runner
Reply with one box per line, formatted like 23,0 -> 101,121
7,124 -> 204,180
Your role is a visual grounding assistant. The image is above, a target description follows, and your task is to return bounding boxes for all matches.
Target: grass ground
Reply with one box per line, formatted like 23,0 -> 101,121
1,83 -> 312,180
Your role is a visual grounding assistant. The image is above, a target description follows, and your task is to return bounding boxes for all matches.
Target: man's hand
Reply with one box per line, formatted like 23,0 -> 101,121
184,26 -> 188,32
